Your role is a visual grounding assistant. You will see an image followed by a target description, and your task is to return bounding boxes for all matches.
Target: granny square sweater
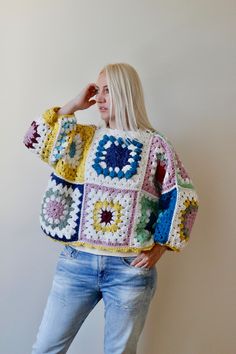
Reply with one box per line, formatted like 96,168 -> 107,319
23,107 -> 199,253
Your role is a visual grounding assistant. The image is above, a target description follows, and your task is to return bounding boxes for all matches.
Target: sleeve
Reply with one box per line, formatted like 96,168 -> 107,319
23,107 -> 78,167
153,136 -> 199,252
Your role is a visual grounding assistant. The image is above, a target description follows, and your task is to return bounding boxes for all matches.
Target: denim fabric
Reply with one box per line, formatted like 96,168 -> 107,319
32,245 -> 158,354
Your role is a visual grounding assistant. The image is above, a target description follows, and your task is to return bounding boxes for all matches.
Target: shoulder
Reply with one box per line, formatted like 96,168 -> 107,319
148,129 -> 176,155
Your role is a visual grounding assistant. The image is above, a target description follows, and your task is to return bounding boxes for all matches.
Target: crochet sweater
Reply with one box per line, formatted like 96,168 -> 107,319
23,107 -> 199,254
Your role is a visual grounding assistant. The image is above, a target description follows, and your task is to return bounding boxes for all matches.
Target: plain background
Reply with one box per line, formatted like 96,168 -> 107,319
1,1 -> 235,353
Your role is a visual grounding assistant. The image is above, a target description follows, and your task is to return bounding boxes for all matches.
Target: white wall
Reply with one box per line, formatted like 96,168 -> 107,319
1,1 -> 235,353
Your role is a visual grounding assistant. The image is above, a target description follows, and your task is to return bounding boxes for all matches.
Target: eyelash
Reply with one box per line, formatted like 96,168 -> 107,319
95,88 -> 109,94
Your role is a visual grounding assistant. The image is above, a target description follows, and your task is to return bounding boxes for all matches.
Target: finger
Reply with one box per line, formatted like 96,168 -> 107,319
88,100 -> 96,107
134,257 -> 154,269
130,255 -> 143,266
134,260 -> 150,269
131,257 -> 148,268
84,84 -> 95,96
86,92 -> 96,100
88,83 -> 97,92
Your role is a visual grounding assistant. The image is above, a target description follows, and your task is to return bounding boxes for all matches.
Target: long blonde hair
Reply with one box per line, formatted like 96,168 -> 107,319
99,63 -> 156,132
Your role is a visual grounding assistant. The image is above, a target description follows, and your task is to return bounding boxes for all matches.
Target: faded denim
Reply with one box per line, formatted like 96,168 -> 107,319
32,245 -> 158,354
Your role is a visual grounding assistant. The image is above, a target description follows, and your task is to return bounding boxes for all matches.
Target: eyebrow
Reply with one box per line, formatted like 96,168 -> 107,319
95,85 -> 108,89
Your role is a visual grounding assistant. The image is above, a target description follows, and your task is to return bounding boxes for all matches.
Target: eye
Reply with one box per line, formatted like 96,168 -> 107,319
94,87 -> 109,95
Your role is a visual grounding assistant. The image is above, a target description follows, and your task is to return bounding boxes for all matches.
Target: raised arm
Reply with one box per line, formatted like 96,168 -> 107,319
23,83 -> 98,167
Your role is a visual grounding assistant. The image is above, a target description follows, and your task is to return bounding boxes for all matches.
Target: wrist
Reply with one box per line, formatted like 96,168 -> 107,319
153,243 -> 167,254
160,245 -> 168,254
58,100 -> 79,115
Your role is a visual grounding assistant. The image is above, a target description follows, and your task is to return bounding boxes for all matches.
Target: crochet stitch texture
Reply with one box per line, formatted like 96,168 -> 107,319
23,107 -> 199,253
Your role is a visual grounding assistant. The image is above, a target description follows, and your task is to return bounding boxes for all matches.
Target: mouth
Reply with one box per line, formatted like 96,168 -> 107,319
99,108 -> 108,112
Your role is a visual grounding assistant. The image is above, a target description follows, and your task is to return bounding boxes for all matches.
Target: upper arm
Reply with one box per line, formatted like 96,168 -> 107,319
153,134 -> 199,251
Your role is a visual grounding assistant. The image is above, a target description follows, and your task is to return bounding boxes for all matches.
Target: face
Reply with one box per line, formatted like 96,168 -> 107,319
95,71 -> 115,127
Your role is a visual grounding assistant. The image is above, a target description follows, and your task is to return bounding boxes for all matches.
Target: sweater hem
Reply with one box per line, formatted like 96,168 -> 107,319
47,236 -> 155,253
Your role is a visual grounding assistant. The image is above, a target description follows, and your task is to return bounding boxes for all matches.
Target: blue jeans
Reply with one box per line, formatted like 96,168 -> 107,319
32,245 -> 158,354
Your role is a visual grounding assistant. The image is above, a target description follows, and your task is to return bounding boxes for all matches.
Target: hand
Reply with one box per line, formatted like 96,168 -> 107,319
72,83 -> 97,110
58,83 -> 97,115
130,244 -> 168,269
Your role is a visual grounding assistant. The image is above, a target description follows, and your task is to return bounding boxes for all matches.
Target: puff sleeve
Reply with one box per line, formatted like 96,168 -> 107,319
23,107 -> 78,167
153,134 -> 199,252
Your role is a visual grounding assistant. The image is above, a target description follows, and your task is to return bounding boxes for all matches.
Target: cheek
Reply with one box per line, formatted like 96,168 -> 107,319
106,95 -> 110,105
107,97 -> 114,111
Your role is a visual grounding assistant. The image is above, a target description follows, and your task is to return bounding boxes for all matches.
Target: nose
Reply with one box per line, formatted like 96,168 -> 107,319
96,92 -> 106,103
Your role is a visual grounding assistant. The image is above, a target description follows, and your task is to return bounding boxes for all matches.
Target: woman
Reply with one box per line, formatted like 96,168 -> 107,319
23,63 -> 199,354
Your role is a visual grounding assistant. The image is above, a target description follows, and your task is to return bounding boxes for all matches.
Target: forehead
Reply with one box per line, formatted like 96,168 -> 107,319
96,72 -> 107,87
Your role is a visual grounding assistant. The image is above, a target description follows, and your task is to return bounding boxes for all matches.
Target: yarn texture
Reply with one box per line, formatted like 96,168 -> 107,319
23,107 -> 199,253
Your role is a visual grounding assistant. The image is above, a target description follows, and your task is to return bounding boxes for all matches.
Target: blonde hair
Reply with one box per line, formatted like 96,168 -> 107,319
99,63 -> 156,132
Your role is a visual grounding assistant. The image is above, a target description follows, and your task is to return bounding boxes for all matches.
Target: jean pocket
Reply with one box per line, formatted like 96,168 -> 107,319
120,256 -> 152,272
59,245 -> 78,259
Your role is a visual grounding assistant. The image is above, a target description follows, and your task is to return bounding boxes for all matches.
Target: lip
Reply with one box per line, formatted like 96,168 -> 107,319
99,107 -> 108,111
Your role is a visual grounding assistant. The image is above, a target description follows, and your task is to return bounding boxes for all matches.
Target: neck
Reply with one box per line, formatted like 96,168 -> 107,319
108,122 -> 117,129
106,118 -> 117,129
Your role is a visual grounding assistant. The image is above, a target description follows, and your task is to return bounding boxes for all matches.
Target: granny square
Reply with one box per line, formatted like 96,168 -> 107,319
40,172 -> 83,242
142,134 -> 176,196
168,187 -> 199,249
79,183 -> 138,248
85,129 -> 150,190
131,191 -> 159,248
